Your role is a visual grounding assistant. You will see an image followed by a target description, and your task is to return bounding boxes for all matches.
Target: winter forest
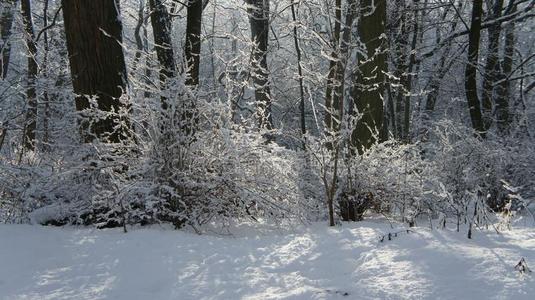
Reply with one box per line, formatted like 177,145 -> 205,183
0,0 -> 534,299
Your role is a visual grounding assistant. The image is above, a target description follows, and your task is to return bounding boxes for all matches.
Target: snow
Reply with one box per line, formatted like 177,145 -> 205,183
0,222 -> 534,299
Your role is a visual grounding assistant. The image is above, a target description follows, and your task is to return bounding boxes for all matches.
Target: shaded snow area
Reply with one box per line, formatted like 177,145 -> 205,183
0,222 -> 534,300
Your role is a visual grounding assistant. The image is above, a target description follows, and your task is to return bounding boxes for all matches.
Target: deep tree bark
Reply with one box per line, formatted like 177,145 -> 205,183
496,3 -> 516,134
246,0 -> 273,129
481,0 -> 504,131
464,0 -> 485,137
0,0 -> 16,79
350,0 -> 387,153
21,0 -> 38,150
185,0 -> 202,86
62,0 -> 129,143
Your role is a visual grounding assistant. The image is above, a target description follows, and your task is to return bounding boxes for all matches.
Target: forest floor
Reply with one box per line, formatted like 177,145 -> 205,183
0,220 -> 534,300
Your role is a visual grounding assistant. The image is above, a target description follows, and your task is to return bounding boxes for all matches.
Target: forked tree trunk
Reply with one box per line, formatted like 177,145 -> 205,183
62,0 -> 129,143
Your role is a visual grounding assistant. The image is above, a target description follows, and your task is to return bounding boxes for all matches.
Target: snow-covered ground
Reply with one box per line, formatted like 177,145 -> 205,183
0,221 -> 534,300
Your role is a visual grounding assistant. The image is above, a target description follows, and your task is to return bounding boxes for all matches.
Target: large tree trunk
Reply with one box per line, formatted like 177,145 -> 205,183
185,0 -> 202,86
0,0 -> 16,79
246,0 -> 272,130
481,0 -> 504,131
350,0 -> 387,153
62,0 -> 129,143
464,0 -> 485,137
21,0 -> 38,151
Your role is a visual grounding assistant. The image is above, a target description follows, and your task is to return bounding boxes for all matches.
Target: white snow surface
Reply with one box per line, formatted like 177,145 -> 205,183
0,221 -> 534,300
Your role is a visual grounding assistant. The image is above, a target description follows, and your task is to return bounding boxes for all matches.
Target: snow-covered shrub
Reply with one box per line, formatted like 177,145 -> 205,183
424,119 -> 535,229
0,94 -> 313,229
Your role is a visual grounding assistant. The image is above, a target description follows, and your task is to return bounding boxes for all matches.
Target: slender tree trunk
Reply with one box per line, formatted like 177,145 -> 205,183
403,0 -> 421,143
464,0 -> 485,137
0,0 -> 16,79
132,0 -> 145,73
247,0 -> 273,130
481,0 -> 504,131
351,0 -> 387,153
290,1 -> 306,146
21,0 -> 38,151
149,0 -> 176,109
393,0 -> 408,140
496,4 -> 516,134
62,0 -> 129,143
42,0 -> 51,151
324,0 -> 342,142
185,0 -> 202,86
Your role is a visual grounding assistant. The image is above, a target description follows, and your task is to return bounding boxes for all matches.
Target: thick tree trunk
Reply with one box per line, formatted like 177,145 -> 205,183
247,0 -> 272,130
351,0 -> 387,153
185,0 -> 202,86
0,0 -> 16,79
21,0 -> 38,151
481,0 -> 504,131
464,0 -> 485,137
62,0 -> 129,143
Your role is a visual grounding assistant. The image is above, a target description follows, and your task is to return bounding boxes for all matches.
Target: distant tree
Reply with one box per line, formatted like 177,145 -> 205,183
61,0 -> 129,143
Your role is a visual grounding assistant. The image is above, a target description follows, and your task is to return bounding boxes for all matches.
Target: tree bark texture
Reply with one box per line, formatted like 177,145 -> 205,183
62,0 -> 129,143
